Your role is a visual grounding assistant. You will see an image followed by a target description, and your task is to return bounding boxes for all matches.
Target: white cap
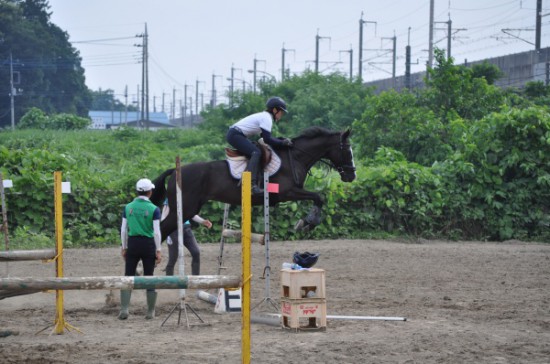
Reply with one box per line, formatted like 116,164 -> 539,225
136,178 -> 155,192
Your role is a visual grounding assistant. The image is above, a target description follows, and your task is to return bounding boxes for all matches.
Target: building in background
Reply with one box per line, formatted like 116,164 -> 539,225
88,110 -> 173,130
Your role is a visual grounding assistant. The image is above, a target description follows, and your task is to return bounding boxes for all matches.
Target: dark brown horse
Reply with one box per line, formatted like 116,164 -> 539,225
150,127 -> 356,240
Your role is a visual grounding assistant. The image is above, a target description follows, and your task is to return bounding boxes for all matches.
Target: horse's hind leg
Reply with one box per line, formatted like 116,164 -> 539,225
294,205 -> 322,232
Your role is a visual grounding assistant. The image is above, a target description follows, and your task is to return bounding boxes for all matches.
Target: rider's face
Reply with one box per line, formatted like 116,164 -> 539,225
274,109 -> 284,121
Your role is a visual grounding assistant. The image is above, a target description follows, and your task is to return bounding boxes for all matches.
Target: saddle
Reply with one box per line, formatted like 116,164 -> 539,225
225,139 -> 273,168
224,139 -> 281,180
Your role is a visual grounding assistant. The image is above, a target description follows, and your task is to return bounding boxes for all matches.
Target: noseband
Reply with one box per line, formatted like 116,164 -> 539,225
333,139 -> 356,177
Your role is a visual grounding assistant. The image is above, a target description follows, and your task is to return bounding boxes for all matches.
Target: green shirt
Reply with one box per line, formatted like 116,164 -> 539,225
124,197 -> 159,238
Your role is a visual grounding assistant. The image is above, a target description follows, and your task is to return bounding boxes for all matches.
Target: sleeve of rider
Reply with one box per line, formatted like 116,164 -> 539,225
153,219 -> 161,251
120,217 -> 128,250
260,128 -> 284,147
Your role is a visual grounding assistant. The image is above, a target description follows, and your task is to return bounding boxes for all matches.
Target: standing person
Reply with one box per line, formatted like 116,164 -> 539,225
226,96 -> 293,195
165,215 -> 213,276
119,178 -> 162,320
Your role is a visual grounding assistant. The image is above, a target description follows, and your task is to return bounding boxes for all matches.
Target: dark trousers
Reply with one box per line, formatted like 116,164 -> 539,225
125,236 -> 156,292
226,127 -> 260,157
165,226 -> 201,276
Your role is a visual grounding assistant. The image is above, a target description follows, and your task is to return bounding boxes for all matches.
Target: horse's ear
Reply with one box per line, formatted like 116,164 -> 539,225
342,128 -> 351,140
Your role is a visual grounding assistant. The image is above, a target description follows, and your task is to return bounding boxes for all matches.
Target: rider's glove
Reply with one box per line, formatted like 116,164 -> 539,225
282,138 -> 294,148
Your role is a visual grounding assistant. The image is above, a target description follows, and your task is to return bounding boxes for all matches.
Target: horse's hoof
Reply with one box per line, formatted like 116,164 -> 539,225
294,219 -> 305,231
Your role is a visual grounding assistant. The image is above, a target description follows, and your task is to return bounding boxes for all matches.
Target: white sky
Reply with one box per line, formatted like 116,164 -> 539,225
48,0 -> 548,113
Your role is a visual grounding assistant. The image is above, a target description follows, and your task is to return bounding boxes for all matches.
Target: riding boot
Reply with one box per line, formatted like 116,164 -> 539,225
246,152 -> 263,195
145,291 -> 158,320
118,290 -> 132,320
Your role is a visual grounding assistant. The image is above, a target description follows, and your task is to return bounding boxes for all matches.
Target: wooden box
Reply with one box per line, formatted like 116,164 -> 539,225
280,298 -> 327,331
280,268 -> 325,299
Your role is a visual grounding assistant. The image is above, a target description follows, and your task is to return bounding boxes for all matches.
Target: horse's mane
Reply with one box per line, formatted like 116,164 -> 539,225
295,126 -> 338,139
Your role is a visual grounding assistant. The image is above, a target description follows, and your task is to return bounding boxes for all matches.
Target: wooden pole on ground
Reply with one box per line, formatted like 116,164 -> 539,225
0,275 -> 241,291
0,249 -> 56,262
222,229 -> 264,245
241,171 -> 251,364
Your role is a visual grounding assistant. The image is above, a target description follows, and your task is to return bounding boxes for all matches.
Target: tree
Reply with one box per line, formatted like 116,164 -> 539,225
423,49 -> 503,122
471,61 -> 504,85
0,0 -> 91,128
90,89 -> 136,111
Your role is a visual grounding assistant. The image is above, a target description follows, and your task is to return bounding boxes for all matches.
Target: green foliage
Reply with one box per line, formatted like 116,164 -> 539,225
462,106 -> 550,240
267,71 -> 371,136
524,81 -> 549,98
353,90 -> 463,164
18,107 -> 90,130
471,61 -> 504,85
424,49 -> 504,122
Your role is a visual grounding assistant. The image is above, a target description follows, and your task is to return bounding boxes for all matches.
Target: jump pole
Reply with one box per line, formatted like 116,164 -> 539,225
0,275 -> 242,291
1,172 -> 12,277
162,156 -> 207,328
0,249 -> 56,261
241,171 -> 252,364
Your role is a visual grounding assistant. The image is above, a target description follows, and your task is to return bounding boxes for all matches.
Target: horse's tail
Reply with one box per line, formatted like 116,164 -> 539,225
150,168 -> 175,206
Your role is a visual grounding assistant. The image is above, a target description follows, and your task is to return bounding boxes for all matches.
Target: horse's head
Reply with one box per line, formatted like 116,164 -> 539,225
332,128 -> 356,182
293,126 -> 356,183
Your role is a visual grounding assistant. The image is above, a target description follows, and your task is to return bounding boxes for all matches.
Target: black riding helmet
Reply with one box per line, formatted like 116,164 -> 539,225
266,96 -> 288,113
293,251 -> 320,268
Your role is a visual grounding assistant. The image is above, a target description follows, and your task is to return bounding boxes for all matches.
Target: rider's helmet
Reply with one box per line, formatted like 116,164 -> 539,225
266,96 -> 288,113
293,251 -> 320,268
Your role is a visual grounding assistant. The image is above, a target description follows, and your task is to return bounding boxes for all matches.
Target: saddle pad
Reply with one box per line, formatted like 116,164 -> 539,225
226,151 -> 282,180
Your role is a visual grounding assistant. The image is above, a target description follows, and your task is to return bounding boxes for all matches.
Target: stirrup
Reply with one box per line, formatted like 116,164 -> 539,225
252,185 -> 264,195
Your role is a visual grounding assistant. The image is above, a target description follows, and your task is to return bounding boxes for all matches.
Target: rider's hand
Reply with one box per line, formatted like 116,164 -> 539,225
155,250 -> 162,266
282,138 -> 293,148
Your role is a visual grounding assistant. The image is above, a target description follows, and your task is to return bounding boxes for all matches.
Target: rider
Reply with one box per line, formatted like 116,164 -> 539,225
226,96 -> 293,195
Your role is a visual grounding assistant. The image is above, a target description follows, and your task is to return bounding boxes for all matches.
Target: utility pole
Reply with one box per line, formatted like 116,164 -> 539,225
184,84 -> 191,127
536,0 -> 542,51
136,84 -> 140,122
447,19 -> 452,58
124,85 -> 128,124
211,73 -> 222,108
195,79 -> 205,115
228,65 -> 241,106
391,35 -> 396,84
315,29 -> 331,73
172,87 -> 176,121
145,23 -> 149,129
428,0 -> 435,69
251,57 -> 266,93
135,23 -> 149,129
435,18 -> 466,59
405,28 -> 411,89
339,47 -> 353,81
358,12 -> 377,81
281,44 -> 295,81
9,52 -> 15,130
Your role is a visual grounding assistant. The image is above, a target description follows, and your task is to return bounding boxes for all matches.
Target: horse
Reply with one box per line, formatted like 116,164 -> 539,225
150,126 -> 356,241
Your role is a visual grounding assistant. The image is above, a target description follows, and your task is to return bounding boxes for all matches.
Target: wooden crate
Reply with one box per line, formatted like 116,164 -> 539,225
280,268 -> 325,299
280,298 -> 327,331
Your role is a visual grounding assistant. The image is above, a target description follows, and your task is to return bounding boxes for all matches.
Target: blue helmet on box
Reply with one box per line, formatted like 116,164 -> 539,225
293,251 -> 320,268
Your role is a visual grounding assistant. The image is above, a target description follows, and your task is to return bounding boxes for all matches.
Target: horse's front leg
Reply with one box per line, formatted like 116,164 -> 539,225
283,188 -> 323,232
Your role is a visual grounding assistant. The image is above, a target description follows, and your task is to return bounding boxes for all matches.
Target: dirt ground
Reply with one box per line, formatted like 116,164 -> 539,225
1,239 -> 549,364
